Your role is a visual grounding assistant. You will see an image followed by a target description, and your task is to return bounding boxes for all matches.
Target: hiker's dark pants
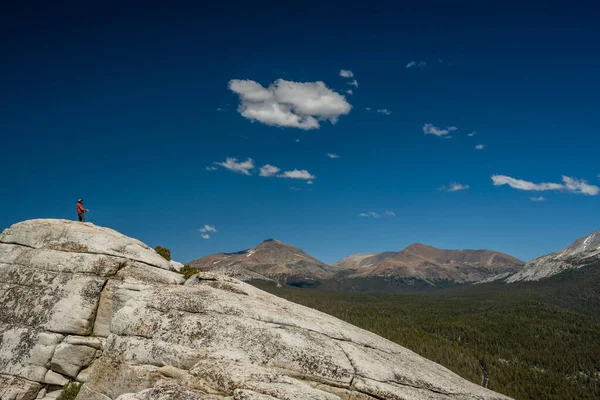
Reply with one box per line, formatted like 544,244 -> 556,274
78,213 -> 85,222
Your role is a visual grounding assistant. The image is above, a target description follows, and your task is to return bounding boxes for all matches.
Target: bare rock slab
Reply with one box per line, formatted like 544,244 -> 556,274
0,220 -> 512,400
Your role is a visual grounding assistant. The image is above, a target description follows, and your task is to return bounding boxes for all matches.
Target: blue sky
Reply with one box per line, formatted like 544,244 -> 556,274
1,0 -> 599,264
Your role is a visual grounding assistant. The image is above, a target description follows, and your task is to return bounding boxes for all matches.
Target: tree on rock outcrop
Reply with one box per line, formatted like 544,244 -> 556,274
154,245 -> 171,261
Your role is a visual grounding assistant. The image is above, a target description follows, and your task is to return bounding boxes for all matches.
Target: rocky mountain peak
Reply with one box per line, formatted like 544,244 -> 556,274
189,239 -> 335,283
403,242 -> 438,255
565,230 -> 600,254
504,229 -> 600,283
0,219 -> 511,399
255,238 -> 289,249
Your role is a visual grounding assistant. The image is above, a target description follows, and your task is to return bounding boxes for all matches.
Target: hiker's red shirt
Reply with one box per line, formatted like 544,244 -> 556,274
77,203 -> 85,213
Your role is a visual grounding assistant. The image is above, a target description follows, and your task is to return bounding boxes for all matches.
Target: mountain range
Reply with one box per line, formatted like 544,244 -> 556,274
189,240 -> 524,289
189,230 -> 600,290
336,243 -> 524,283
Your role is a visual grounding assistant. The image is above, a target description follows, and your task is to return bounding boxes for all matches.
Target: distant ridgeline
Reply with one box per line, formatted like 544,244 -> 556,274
189,230 -> 600,293
188,239 -> 525,290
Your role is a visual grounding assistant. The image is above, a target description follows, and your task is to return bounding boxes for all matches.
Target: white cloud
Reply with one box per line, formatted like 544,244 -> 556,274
199,225 -> 217,233
259,164 -> 281,177
406,61 -> 427,69
201,234 -> 210,240
384,211 -> 396,217
562,176 -> 600,195
440,182 -> 470,192
229,79 -> 352,130
359,212 -> 381,218
278,169 -> 316,180
365,107 -> 371,112
214,157 -> 255,175
377,109 -> 392,115
205,166 -> 218,171
492,175 -> 599,195
492,175 -> 566,192
346,89 -> 353,95
530,197 -> 546,202
307,180 -> 314,185
326,153 -> 339,159
217,107 -> 224,112
423,124 -> 457,137
347,79 -> 359,87
468,131 -> 476,137
290,186 -> 301,191
295,138 -> 300,143
339,69 -> 354,78
475,144 -> 485,150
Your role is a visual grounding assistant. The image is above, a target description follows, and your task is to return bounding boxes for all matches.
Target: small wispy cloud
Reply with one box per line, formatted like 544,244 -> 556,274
201,234 -> 210,240
205,166 -> 218,171
359,211 -> 395,218
307,180 -> 313,185
217,108 -> 224,112
492,175 -> 599,196
475,144 -> 485,150
295,138 -> 300,143
347,79 -> 359,88
339,69 -> 354,78
423,124 -> 457,137
359,212 -> 381,218
440,182 -> 470,192
346,89 -> 353,95
259,164 -> 281,177
327,153 -> 340,159
468,131 -> 476,137
214,157 -> 255,175
530,196 -> 546,202
377,109 -> 392,115
279,169 -> 316,180
290,186 -> 301,192
365,107 -> 371,112
199,225 -> 217,233
406,61 -> 427,69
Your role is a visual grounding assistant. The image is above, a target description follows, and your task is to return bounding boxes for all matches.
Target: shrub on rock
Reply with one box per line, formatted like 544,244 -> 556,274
154,245 -> 171,261
57,382 -> 81,400
179,264 -> 199,279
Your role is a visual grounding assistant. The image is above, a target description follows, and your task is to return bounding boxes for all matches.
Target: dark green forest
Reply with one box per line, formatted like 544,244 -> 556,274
254,264 -> 600,400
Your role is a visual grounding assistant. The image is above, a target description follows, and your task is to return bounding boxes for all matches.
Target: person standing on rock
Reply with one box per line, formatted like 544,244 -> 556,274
77,199 -> 89,222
